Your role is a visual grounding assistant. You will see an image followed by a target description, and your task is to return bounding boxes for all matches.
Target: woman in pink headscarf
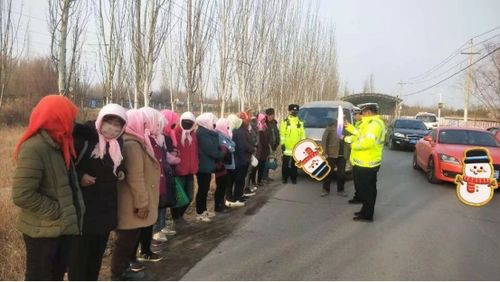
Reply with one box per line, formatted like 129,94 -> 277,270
252,113 -> 270,186
112,109 -> 161,281
69,103 -> 127,281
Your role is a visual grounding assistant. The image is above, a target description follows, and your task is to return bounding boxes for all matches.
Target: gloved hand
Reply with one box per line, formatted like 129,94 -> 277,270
281,144 -> 285,152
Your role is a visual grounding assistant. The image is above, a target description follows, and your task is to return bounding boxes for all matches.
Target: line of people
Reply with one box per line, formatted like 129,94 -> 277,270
11,95 -> 282,281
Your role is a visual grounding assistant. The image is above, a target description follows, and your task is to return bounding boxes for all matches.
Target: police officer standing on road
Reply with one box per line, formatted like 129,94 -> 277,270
344,103 -> 385,222
348,106 -> 364,204
280,104 -> 306,184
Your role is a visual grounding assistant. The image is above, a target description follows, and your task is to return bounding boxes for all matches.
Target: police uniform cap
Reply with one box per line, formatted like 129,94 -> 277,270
288,104 -> 300,111
357,103 -> 379,113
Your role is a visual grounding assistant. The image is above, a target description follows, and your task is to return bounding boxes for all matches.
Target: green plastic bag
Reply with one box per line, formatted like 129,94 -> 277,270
173,177 -> 189,208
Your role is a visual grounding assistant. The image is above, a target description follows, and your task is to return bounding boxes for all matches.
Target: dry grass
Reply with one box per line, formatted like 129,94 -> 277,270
0,126 -> 24,189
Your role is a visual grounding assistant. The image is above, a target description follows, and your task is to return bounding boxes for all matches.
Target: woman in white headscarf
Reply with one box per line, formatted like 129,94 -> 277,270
195,113 -> 224,222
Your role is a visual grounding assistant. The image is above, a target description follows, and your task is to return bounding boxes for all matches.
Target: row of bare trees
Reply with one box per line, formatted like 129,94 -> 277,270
471,43 -> 500,120
1,0 -> 340,118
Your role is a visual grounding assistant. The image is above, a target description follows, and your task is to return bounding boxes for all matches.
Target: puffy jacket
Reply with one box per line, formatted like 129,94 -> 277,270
12,130 -> 85,238
279,115 -> 306,156
73,122 -> 124,235
174,126 -> 199,176
197,126 -> 224,173
344,115 -> 386,168
233,126 -> 255,167
266,119 -> 280,151
321,125 -> 350,159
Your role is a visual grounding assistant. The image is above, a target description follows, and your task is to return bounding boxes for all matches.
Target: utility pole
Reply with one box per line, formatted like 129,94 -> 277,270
437,92 -> 443,127
461,39 -> 481,123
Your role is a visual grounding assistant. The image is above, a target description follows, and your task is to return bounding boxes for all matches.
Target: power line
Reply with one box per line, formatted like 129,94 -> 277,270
402,46 -> 499,97
471,25 -> 500,40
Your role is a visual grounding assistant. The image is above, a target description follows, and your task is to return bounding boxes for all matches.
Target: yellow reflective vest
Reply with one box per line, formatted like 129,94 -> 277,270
344,115 -> 386,168
279,115 -> 306,156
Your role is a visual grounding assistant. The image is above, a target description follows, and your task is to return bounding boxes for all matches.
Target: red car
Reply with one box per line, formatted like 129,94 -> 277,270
413,127 -> 500,183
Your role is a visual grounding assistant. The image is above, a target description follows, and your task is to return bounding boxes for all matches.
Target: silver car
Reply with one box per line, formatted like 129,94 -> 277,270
298,100 -> 355,174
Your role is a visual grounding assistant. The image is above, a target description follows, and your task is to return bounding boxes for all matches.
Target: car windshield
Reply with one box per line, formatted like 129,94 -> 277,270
416,115 -> 437,122
298,107 -> 352,128
394,120 -> 427,130
438,130 -> 498,147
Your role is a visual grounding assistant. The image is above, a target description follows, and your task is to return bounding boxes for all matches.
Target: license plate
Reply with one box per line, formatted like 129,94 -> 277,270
410,140 -> 417,144
495,170 -> 500,179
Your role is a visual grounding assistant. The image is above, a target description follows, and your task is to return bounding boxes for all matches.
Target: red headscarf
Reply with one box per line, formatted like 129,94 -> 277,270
14,95 -> 79,170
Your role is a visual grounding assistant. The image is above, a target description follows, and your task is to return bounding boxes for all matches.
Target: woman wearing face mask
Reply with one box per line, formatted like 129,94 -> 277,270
111,109 -> 160,281
195,113 -> 224,222
68,103 -> 127,281
214,118 -> 236,213
172,112 -> 198,226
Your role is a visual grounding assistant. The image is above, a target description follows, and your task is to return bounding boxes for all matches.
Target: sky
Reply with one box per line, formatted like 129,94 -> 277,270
11,0 -> 500,110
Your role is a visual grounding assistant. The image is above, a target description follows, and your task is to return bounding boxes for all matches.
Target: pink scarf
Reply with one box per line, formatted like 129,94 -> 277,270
140,107 -> 166,148
125,109 -> 156,160
196,112 -> 217,131
161,109 -> 179,147
216,118 -> 232,138
92,103 -> 128,175
257,113 -> 267,131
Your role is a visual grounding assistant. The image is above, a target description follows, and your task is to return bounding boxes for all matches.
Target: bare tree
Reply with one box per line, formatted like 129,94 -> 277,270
471,44 -> 500,120
48,0 -> 89,96
0,0 -> 25,111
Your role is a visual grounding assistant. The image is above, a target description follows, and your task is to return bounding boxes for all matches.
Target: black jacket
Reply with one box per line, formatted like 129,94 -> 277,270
233,125 -> 255,167
266,119 -> 280,151
73,121 -> 125,235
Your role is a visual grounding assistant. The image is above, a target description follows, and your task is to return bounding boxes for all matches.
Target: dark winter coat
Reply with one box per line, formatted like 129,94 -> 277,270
196,126 -> 224,174
266,119 -> 280,151
321,124 -> 351,159
256,130 -> 270,160
72,121 -> 125,235
232,126 -> 255,168
12,130 -> 85,238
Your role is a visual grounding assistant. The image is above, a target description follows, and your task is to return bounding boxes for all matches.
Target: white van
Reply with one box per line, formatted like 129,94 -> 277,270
298,101 -> 355,175
415,112 -> 438,129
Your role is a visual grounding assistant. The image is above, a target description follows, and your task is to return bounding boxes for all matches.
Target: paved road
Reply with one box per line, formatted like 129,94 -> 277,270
181,148 -> 500,280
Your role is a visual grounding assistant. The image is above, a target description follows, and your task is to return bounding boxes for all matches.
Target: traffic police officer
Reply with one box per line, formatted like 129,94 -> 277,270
344,103 -> 385,222
280,104 -> 306,184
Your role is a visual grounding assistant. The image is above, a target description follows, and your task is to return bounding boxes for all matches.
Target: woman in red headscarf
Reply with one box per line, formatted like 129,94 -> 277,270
12,95 -> 85,281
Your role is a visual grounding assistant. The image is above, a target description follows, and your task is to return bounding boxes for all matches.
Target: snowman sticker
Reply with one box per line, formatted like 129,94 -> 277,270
292,138 -> 331,181
455,148 -> 498,207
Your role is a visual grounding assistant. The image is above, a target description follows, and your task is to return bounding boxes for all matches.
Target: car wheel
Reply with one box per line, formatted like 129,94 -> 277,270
412,152 -> 419,170
389,137 -> 397,150
427,157 -> 440,184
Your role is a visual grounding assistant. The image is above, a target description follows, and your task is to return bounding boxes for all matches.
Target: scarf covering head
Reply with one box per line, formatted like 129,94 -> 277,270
257,113 -> 267,131
14,95 -> 78,170
238,111 -> 250,128
215,118 -> 232,138
196,112 -> 217,131
227,114 -> 243,130
125,109 -> 156,159
161,109 -> 179,147
92,103 -> 127,175
179,111 -> 196,146
140,107 -> 166,147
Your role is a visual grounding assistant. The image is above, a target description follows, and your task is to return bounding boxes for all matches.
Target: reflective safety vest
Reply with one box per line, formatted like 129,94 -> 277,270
344,115 -> 386,168
279,115 -> 306,156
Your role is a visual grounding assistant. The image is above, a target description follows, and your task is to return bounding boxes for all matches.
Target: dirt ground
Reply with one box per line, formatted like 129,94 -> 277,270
98,171 -> 282,281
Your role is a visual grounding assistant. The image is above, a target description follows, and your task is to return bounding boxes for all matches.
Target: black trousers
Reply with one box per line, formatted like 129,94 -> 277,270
233,165 -> 249,201
133,225 -> 153,258
215,172 -> 232,210
111,229 -> 141,280
351,165 -> 362,201
224,169 -> 235,201
171,174 -> 195,219
282,155 -> 298,182
323,157 -> 346,192
196,173 -> 212,214
353,165 -> 380,219
23,234 -> 72,281
68,233 -> 110,281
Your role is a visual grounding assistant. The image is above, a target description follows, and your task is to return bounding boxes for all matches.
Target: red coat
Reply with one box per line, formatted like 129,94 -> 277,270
174,126 -> 199,176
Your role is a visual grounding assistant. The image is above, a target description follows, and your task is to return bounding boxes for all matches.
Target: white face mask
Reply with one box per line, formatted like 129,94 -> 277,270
101,121 -> 123,140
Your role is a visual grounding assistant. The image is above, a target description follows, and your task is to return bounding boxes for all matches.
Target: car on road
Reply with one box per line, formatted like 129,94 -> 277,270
386,118 -> 428,150
415,112 -> 438,129
413,127 -> 500,184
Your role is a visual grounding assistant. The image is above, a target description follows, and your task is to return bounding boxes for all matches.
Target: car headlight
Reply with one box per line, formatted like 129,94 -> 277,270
394,132 -> 405,138
439,154 -> 460,165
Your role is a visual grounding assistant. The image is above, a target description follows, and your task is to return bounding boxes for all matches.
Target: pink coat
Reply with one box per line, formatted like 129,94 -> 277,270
174,126 -> 199,176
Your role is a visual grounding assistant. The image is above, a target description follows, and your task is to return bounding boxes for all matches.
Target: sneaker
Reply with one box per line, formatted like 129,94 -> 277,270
129,261 -> 145,272
226,200 -> 245,208
320,190 -> 330,197
152,232 -> 168,242
250,186 -> 259,192
337,191 -> 348,197
196,213 -> 211,222
117,268 -> 145,280
137,252 -> 163,262
204,210 -> 216,218
161,227 -> 177,236
243,191 -> 256,197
